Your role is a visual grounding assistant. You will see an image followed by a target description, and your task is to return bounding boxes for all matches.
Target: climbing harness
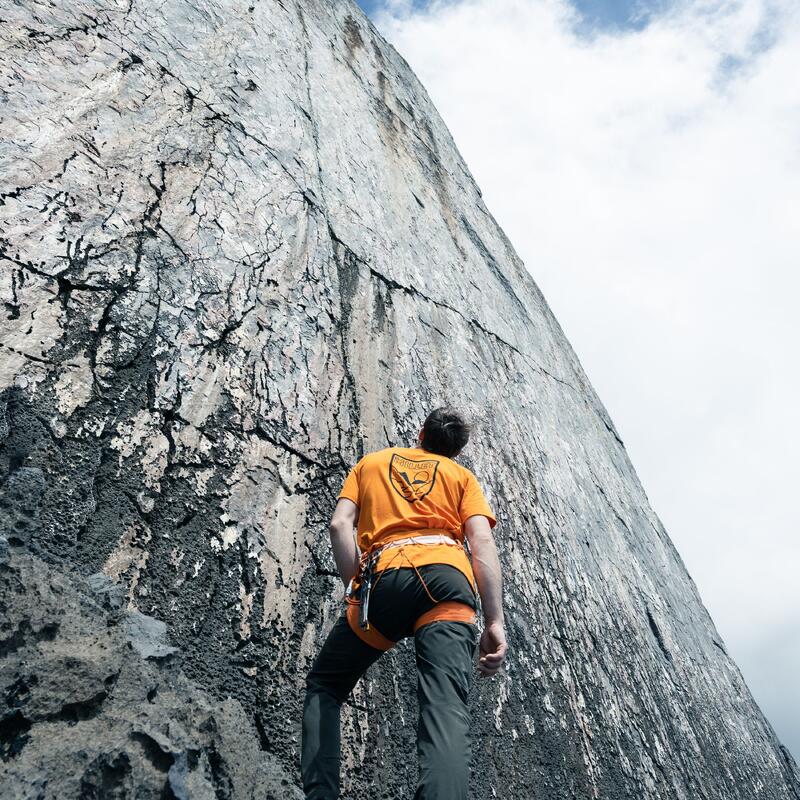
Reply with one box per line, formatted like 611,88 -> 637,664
344,532 -> 478,650
345,533 -> 463,616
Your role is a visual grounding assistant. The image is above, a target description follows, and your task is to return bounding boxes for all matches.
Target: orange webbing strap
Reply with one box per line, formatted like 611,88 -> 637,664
346,603 -> 396,652
413,601 -> 477,633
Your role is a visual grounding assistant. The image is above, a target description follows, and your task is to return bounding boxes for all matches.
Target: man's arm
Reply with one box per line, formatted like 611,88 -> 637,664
464,515 -> 507,677
329,498 -> 360,587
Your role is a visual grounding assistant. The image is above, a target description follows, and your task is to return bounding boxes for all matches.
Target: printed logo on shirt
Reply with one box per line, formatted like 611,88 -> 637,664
389,453 -> 439,502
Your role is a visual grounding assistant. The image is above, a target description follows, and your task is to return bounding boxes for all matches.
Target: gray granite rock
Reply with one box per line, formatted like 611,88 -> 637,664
0,550 -> 303,799
124,610 -> 179,660
0,0 -> 798,798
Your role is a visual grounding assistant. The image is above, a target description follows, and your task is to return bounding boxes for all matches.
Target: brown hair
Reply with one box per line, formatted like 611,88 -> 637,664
420,407 -> 472,458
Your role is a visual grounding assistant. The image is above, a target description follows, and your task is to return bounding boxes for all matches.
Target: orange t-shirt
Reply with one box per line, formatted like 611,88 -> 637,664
337,446 -> 497,587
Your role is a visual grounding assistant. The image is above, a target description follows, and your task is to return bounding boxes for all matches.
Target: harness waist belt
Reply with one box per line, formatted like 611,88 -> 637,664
370,532 -> 460,555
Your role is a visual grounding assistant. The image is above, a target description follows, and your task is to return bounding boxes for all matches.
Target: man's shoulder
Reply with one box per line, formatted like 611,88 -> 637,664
358,447 -> 471,476
392,448 -> 473,481
379,446 -> 459,465
360,446 -> 422,460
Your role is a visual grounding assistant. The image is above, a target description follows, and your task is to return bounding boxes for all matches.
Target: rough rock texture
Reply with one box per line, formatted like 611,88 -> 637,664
0,0 -> 797,798
0,545 -> 303,799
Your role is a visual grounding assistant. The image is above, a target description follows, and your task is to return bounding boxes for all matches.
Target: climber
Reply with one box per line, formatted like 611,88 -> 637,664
301,406 -> 507,800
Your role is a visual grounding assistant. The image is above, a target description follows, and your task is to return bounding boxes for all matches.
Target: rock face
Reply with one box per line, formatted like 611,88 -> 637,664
0,546 -> 303,799
0,0 -> 797,798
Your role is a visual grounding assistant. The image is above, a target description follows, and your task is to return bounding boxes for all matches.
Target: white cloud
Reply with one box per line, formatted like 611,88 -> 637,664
375,0 -> 800,758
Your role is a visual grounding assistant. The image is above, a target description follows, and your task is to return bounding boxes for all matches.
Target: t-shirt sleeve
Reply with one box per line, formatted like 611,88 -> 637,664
459,471 -> 497,528
337,461 -> 361,507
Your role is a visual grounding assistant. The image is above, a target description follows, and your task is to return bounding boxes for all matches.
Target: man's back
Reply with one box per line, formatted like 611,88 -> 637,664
338,445 -> 496,583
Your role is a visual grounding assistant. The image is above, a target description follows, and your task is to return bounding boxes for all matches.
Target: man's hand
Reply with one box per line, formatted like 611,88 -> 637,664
478,620 -> 508,678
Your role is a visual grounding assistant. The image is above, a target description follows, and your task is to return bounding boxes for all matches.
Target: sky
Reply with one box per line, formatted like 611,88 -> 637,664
358,0 -> 800,763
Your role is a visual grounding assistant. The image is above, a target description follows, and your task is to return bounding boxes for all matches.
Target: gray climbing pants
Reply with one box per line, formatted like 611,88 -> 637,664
301,564 -> 478,800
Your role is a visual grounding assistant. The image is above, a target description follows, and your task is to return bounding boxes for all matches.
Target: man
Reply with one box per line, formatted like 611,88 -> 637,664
301,406 -> 507,800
